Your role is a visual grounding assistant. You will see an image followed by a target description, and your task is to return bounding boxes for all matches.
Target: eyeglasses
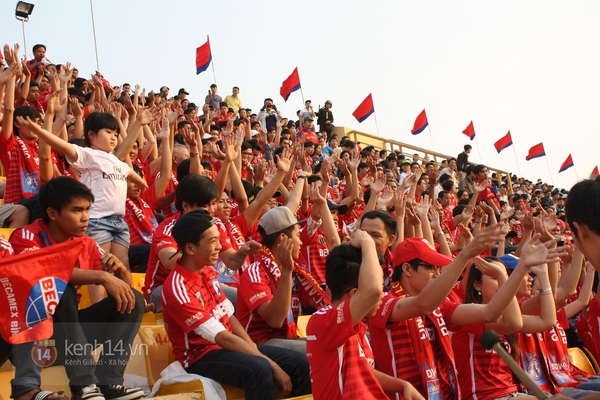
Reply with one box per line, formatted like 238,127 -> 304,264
418,263 -> 441,273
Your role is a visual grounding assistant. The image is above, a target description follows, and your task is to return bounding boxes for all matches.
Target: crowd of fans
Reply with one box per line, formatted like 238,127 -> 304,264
1,42 -> 600,400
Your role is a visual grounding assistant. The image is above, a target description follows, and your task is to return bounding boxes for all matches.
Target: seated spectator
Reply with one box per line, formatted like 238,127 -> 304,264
162,210 -> 311,399
306,231 -> 423,400
8,177 -> 144,400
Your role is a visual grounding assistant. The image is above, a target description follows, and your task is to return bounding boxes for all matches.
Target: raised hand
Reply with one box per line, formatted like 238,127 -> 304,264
460,223 -> 507,259
474,180 -> 487,194
276,147 -> 293,174
309,181 -> 326,205
347,151 -> 360,172
474,256 -> 507,278
377,185 -> 394,209
520,233 -> 566,268
58,62 -> 74,84
415,195 -> 431,218
500,208 -> 515,221
0,62 -> 19,85
45,90 -> 65,115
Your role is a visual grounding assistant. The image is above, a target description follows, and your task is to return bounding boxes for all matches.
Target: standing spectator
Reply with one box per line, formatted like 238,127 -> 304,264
224,86 -> 243,115
299,100 -> 316,123
26,44 -> 47,80
204,84 -> 221,110
178,87 -> 190,100
317,100 -> 334,139
456,144 -> 472,178
258,98 -> 282,132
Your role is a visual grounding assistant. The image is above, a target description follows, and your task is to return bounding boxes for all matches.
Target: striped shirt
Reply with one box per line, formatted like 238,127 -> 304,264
306,300 -> 387,399
162,264 -> 234,368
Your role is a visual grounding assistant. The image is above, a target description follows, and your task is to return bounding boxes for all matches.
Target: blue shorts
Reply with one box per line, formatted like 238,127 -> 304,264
86,215 -> 130,248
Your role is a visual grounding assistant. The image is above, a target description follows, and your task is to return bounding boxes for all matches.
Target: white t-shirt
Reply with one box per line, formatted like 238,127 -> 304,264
68,146 -> 130,218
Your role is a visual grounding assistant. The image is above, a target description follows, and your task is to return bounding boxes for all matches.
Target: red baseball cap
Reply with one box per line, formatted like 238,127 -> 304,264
393,237 -> 453,268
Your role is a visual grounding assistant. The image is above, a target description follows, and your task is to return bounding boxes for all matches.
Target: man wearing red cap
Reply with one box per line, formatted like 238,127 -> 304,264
369,225 -> 506,399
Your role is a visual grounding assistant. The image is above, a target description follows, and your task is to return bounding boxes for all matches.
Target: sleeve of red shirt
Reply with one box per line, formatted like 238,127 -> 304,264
369,293 -> 402,330
8,228 -> 38,254
238,263 -> 274,312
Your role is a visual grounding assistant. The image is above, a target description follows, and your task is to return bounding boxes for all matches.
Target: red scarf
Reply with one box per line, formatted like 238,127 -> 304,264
126,197 -> 157,243
14,136 -> 41,199
390,281 -> 461,400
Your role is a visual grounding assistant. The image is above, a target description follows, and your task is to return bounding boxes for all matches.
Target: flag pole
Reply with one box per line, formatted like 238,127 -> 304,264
373,110 -> 380,136
427,125 -> 435,151
208,35 -> 217,85
544,157 -> 554,186
511,145 -> 522,177
573,165 -> 579,181
299,86 -> 305,105
474,136 -> 483,163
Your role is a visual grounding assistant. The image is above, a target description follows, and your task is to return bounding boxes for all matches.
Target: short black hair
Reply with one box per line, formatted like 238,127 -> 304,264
32,44 -> 46,52
566,176 -> 600,239
14,106 -> 42,136
175,175 -> 219,212
360,210 -> 397,237
39,177 -> 94,224
326,244 -> 362,302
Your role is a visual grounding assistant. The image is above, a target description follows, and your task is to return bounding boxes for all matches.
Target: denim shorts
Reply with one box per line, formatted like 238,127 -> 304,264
86,215 -> 130,248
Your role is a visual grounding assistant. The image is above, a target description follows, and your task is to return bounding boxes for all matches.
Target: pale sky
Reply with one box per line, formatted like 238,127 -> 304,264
2,0 -> 598,190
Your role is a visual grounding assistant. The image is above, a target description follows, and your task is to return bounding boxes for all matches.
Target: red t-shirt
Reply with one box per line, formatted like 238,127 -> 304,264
9,219 -> 103,272
518,331 -> 556,394
0,237 -> 14,258
300,224 -> 329,286
143,213 -> 180,297
575,296 -> 600,365
236,249 -> 300,343
452,324 -> 518,400
540,308 -> 587,388
124,187 -> 160,246
0,134 -> 41,204
306,300 -> 387,399
162,263 -> 234,368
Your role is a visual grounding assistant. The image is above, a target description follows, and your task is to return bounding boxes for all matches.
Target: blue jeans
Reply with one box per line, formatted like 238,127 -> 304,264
185,344 -> 311,400
8,285 -> 144,396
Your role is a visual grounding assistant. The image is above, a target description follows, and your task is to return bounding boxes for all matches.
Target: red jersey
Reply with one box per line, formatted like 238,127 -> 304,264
0,134 -> 41,204
162,263 -> 234,368
370,286 -> 460,400
300,218 -> 329,286
452,324 -> 518,400
144,213 -> 180,298
124,187 -> 160,246
518,331 -> 556,394
0,237 -> 14,258
540,308 -> 587,389
306,300 -> 387,400
476,181 -> 500,208
236,247 -> 299,343
575,297 -> 600,365
9,219 -> 103,272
